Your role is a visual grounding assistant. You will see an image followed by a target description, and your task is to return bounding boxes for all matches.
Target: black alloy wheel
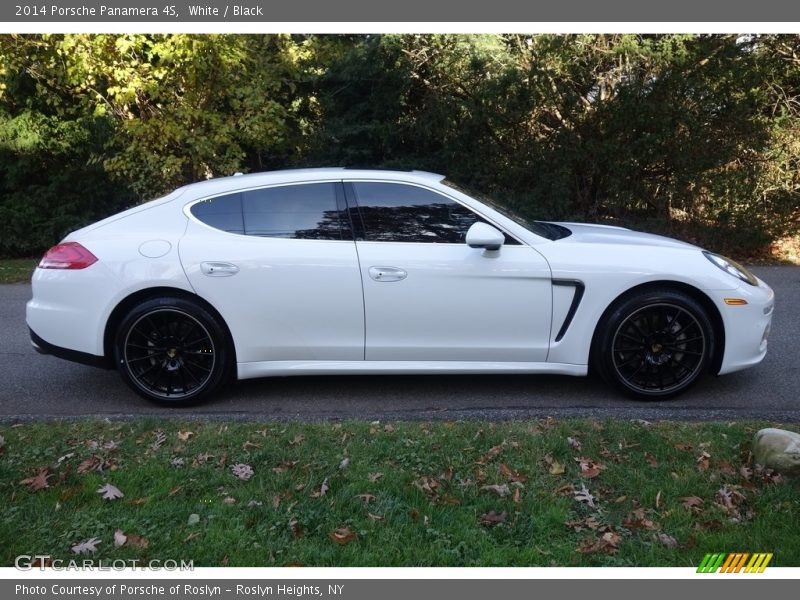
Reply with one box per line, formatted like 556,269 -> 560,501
595,290 -> 714,399
115,297 -> 230,405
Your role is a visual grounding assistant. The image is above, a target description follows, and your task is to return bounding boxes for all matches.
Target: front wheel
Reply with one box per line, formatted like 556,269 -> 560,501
593,289 -> 715,399
114,297 -> 231,406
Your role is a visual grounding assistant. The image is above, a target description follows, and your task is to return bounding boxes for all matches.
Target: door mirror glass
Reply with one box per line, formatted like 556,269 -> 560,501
466,222 -> 505,251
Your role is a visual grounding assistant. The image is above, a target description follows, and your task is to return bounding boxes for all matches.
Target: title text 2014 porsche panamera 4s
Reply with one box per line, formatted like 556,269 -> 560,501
26,168 -> 774,406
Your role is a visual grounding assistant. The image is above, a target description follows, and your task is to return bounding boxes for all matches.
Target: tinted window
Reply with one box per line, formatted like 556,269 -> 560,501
191,183 -> 346,240
190,192 -> 244,234
243,183 -> 343,240
351,182 -> 519,244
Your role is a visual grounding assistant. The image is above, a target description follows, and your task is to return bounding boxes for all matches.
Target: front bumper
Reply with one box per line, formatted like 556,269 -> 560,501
716,277 -> 774,375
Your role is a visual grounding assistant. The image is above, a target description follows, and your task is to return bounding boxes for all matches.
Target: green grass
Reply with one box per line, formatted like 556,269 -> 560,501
0,419 -> 798,567
0,258 -> 37,283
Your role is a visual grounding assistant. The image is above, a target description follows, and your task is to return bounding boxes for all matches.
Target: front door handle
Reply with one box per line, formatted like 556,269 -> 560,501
368,266 -> 407,282
201,262 -> 239,277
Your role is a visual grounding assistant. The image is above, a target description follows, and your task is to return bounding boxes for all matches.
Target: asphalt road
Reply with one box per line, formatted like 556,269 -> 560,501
1,265 -> 798,422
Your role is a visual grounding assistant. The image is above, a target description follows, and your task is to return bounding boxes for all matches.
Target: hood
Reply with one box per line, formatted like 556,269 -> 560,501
552,222 -> 698,251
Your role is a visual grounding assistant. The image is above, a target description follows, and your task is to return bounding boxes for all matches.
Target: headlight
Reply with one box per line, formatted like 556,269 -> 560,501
703,251 -> 758,286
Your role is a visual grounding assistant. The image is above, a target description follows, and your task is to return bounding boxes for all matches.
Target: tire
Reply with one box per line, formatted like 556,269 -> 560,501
593,289 -> 715,400
114,297 -> 231,406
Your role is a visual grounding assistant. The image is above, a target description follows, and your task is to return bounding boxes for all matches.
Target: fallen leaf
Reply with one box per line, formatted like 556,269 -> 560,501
644,452 -> 659,468
192,452 -> 215,467
187,513 -> 200,526
656,533 -> 679,548
20,468 -> 52,491
715,485 -> 746,518
565,515 -> 601,531
231,463 -> 254,481
513,488 -> 521,504
97,483 -> 124,500
183,532 -> 201,544
615,495 -> 627,504
475,443 -> 505,465
549,461 -> 566,475
481,483 -> 511,497
272,460 -> 298,474
479,511 -> 507,526
575,457 -> 606,478
151,430 -> 167,450
673,443 -> 693,451
114,530 -> 127,547
499,463 -> 527,483
289,434 -> 305,446
574,484 -> 596,508
368,472 -> 383,483
223,496 -> 236,505
168,485 -> 183,497
554,483 -> 576,496
567,436 -> 582,450
242,440 -> 261,450
170,457 -> 185,468
623,507 -> 659,530
354,493 -> 376,504
339,457 -> 350,470
289,518 -> 305,538
77,455 -> 101,474
57,452 -> 75,464
71,538 -> 101,555
310,478 -> 329,498
247,500 -> 262,507
409,508 -> 420,520
577,530 -> 622,555
367,513 -> 385,522
412,476 -> 441,498
655,490 -> 662,509
440,466 -> 453,481
329,527 -> 357,545
177,430 -> 194,441
132,497 -> 148,506
681,496 -> 704,512
696,451 -> 711,471
127,534 -> 150,548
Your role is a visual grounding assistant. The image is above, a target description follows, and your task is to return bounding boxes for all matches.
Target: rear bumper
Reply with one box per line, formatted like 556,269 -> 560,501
29,328 -> 110,369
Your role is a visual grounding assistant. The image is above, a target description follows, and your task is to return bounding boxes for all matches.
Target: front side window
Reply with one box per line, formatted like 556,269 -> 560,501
350,182 -> 519,244
190,183 -> 346,240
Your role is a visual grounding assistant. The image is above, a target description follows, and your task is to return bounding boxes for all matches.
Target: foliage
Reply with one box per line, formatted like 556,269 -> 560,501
1,418 -> 799,566
0,34 -> 798,257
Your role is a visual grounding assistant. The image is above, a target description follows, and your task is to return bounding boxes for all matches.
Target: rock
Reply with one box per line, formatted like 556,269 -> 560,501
752,428 -> 800,476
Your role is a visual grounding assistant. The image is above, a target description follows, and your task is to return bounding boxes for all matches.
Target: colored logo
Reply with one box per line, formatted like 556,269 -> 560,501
697,553 -> 773,573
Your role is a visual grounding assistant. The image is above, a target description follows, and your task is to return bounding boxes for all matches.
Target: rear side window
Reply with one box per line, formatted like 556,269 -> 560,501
190,192 -> 244,234
350,182 -> 519,244
191,183 -> 346,240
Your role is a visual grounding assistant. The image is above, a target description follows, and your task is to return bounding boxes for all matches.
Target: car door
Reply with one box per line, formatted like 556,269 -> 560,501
179,181 -> 364,364
346,181 -> 553,362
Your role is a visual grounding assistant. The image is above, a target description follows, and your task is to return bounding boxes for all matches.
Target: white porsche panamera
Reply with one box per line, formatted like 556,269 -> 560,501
27,168 -> 774,405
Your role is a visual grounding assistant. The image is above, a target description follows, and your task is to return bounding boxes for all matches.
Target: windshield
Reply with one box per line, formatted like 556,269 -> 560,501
442,179 -> 571,241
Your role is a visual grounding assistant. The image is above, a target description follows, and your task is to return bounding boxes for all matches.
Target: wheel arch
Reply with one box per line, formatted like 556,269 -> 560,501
589,280 -> 725,375
103,287 -> 237,369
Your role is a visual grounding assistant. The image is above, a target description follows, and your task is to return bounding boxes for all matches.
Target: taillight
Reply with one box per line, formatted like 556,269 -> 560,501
38,242 -> 98,270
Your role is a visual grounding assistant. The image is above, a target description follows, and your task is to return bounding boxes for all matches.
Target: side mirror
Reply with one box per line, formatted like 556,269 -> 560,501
466,222 -> 505,251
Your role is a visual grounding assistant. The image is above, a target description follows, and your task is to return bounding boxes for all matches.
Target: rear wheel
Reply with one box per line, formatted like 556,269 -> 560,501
114,297 -> 230,406
594,289 -> 714,399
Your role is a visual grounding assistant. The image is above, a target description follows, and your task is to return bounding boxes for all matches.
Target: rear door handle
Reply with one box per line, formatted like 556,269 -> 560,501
201,262 -> 239,277
368,266 -> 407,282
